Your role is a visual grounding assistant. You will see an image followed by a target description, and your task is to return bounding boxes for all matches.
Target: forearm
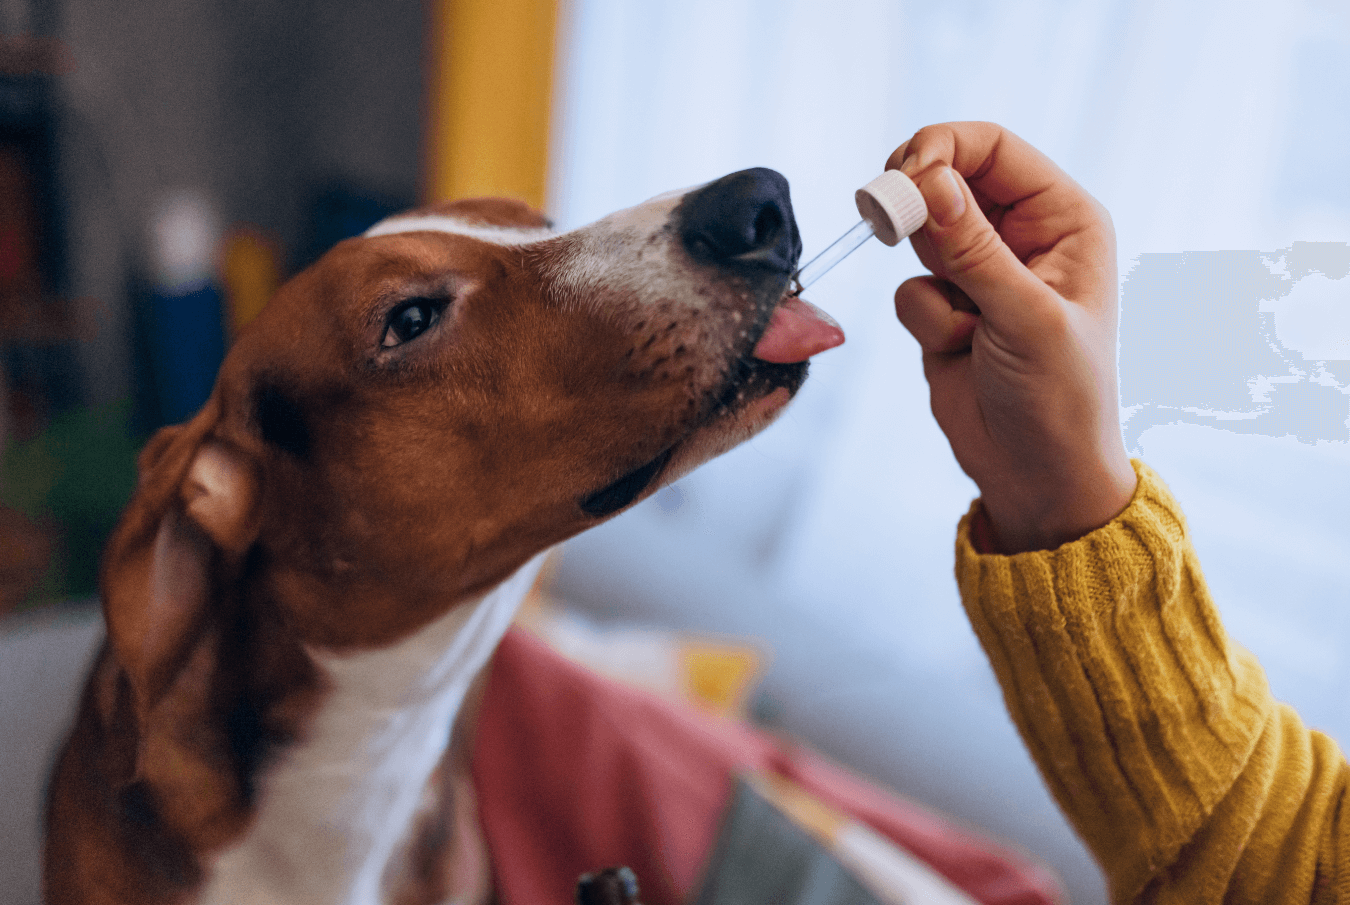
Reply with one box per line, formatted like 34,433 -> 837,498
956,461 -> 1349,903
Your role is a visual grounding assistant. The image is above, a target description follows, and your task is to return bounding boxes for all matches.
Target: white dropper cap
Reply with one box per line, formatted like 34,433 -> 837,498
855,170 -> 927,246
792,170 -> 928,293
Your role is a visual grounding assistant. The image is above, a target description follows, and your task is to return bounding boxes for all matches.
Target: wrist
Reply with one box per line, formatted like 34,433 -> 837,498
978,458 -> 1137,554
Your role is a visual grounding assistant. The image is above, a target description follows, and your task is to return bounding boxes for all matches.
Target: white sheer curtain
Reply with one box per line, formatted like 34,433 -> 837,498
547,2 -> 1350,902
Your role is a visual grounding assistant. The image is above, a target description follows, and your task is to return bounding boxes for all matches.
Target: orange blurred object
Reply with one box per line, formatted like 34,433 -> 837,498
221,227 -> 280,334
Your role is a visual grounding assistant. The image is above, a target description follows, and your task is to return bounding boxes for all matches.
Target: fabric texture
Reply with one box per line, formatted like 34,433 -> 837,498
473,627 -> 1064,905
955,460 -> 1350,904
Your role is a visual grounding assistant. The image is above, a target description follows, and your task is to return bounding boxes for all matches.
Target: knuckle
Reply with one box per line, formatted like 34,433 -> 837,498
910,123 -> 946,145
898,124 -> 957,175
892,282 -> 927,330
946,226 -> 1004,274
894,279 -> 975,355
1092,196 -> 1117,241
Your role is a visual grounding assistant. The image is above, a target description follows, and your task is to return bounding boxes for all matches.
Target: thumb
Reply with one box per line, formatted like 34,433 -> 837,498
905,165 -> 1058,330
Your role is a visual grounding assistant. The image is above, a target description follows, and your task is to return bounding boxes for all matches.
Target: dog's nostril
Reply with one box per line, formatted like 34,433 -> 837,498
677,167 -> 801,273
689,198 -> 785,260
751,204 -> 783,248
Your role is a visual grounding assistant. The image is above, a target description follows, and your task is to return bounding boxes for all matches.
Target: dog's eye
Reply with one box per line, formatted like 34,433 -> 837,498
382,299 -> 444,347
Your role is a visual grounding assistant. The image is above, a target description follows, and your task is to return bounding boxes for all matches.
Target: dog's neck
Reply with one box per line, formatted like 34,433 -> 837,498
194,554 -> 547,905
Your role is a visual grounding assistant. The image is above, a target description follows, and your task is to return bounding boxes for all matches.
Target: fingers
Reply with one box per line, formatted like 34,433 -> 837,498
894,276 -> 980,355
903,163 -> 1061,334
888,122 -> 1115,310
886,122 -> 1070,211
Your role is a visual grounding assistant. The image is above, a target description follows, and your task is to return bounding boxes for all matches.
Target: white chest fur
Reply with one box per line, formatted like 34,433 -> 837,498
196,554 -> 546,905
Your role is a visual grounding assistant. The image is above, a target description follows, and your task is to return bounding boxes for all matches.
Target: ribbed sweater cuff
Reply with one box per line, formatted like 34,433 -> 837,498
955,460 -> 1273,901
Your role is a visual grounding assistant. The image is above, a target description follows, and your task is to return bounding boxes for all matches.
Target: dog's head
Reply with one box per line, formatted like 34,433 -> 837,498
102,168 -> 841,710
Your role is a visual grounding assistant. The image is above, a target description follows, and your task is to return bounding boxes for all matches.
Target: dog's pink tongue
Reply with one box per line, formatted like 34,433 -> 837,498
751,296 -> 845,363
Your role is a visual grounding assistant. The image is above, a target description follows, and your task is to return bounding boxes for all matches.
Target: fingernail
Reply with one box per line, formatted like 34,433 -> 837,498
896,149 -> 917,177
928,168 -> 966,227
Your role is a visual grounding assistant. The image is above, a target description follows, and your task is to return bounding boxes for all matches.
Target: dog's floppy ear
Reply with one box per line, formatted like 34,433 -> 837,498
101,396 -> 263,717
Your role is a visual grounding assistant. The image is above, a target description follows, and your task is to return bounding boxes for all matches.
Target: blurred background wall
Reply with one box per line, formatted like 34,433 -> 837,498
2,2 -> 1348,904
2,5 -> 428,899
1,0 -> 423,602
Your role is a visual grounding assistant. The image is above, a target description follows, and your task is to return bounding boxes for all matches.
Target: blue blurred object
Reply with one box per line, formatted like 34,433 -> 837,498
141,191 -> 227,427
146,281 -> 226,426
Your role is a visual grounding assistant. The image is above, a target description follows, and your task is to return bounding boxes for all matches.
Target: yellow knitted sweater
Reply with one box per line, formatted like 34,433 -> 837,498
955,461 -> 1350,904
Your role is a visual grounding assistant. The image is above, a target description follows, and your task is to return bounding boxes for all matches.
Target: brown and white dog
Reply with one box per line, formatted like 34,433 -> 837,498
42,169 -> 844,905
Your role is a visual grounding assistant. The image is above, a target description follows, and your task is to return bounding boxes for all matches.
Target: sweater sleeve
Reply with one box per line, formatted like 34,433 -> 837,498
955,460 -> 1350,904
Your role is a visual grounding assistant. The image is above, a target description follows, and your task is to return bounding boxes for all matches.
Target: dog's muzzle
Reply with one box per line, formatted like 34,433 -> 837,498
579,167 -> 845,520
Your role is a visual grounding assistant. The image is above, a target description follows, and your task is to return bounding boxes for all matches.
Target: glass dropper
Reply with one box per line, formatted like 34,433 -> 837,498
792,219 -> 879,293
790,170 -> 928,295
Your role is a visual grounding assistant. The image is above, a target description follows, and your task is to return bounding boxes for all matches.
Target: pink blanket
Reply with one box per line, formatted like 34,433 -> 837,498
474,629 -> 1062,905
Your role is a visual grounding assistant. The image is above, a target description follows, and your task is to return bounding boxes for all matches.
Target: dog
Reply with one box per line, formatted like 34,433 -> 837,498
42,168 -> 844,905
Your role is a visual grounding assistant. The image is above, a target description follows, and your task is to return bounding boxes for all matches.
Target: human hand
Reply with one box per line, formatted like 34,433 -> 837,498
889,122 -> 1136,553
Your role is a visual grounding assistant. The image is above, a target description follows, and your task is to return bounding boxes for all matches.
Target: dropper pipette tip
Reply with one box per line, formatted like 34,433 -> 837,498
789,170 -> 927,295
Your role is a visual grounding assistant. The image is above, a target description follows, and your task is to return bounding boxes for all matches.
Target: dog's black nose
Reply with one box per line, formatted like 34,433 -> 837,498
677,167 -> 802,273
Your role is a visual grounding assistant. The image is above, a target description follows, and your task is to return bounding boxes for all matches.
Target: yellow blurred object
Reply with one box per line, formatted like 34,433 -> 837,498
680,642 -> 765,718
426,0 -> 560,208
221,228 -> 280,334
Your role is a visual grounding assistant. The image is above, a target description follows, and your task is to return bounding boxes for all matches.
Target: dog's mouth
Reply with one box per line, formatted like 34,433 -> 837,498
580,292 -> 843,517
702,291 -> 842,422
579,446 -> 677,517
